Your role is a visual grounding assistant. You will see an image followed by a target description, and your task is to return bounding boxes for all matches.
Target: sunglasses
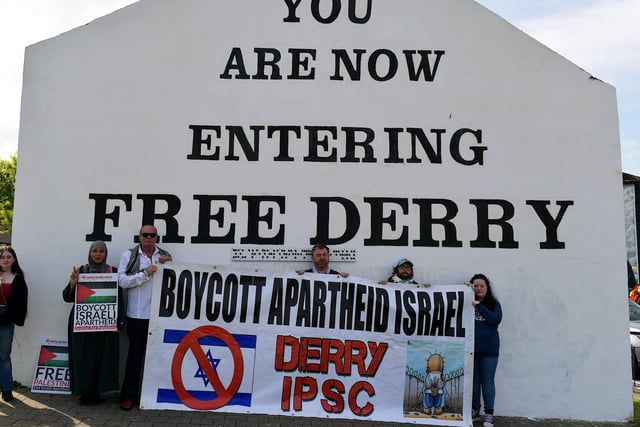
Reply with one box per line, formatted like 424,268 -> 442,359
141,233 -> 157,238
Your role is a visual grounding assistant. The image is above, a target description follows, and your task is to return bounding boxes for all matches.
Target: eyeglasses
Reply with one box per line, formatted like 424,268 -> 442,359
141,233 -> 157,238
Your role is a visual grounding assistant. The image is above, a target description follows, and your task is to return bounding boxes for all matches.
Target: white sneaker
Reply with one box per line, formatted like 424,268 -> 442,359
471,409 -> 481,421
483,413 -> 494,427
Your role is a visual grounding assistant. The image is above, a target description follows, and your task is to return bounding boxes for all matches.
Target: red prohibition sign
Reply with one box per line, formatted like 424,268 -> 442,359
171,325 -> 244,410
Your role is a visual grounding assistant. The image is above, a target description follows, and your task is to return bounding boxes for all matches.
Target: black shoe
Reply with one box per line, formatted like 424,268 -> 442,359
89,393 -> 102,405
79,392 -> 102,405
2,391 -> 14,402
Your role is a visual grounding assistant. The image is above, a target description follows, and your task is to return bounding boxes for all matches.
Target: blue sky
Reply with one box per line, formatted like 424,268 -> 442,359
1,0 -> 638,174
476,0 -> 640,175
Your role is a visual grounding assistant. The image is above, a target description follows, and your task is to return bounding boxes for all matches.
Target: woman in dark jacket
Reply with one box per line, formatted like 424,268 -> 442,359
469,273 -> 502,427
63,241 -> 124,405
0,245 -> 28,402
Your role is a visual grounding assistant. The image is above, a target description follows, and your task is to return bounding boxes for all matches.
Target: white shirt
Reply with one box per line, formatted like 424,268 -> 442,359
118,246 -> 163,319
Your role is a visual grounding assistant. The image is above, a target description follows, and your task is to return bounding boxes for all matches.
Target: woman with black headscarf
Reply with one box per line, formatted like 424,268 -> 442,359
63,241 -> 124,405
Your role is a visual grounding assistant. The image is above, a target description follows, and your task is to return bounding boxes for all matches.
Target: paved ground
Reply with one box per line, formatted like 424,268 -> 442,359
0,383 -> 638,427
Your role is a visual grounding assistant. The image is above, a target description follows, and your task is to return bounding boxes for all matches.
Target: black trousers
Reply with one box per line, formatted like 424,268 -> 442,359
120,317 -> 149,402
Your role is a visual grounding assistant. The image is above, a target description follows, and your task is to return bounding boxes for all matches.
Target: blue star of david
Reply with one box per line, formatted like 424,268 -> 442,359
194,349 -> 221,387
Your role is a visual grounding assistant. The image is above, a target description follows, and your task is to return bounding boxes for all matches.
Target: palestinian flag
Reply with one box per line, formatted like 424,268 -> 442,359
38,345 -> 68,368
75,281 -> 117,304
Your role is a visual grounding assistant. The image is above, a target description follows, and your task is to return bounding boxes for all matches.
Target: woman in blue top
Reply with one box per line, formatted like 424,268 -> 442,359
469,273 -> 502,427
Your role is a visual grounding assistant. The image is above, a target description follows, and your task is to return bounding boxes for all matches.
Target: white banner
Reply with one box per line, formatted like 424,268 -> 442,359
141,262 -> 474,425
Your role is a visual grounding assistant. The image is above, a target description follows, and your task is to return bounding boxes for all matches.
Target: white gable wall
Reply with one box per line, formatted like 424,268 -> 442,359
13,0 -> 630,421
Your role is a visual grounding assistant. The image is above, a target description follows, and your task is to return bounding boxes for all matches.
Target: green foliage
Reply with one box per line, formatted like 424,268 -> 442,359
0,154 -> 17,233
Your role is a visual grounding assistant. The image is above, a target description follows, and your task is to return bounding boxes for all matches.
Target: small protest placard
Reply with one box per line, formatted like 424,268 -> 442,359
31,337 -> 71,394
73,272 -> 119,332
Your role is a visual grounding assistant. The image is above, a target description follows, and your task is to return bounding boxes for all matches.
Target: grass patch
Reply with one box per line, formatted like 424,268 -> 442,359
635,399 -> 640,423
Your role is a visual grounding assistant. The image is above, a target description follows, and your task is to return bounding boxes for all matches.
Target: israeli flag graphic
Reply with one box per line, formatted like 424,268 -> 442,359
155,328 -> 257,408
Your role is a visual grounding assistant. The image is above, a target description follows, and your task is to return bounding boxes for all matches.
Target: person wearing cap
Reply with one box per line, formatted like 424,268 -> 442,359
295,244 -> 349,278
379,258 -> 430,286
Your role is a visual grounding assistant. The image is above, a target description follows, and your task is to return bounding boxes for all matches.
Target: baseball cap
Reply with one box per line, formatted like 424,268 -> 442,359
394,258 -> 413,268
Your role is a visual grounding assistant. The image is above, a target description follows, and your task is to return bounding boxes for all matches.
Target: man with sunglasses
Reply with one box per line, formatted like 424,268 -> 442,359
118,225 -> 172,411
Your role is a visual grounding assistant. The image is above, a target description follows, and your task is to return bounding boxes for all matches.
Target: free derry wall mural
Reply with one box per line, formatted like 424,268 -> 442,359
13,0 -> 630,423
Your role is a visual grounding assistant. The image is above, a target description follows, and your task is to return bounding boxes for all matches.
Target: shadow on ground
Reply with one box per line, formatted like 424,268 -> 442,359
0,383 -> 636,427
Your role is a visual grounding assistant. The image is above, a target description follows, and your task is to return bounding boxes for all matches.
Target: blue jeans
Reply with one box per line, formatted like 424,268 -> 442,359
0,323 -> 15,392
472,355 -> 498,413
